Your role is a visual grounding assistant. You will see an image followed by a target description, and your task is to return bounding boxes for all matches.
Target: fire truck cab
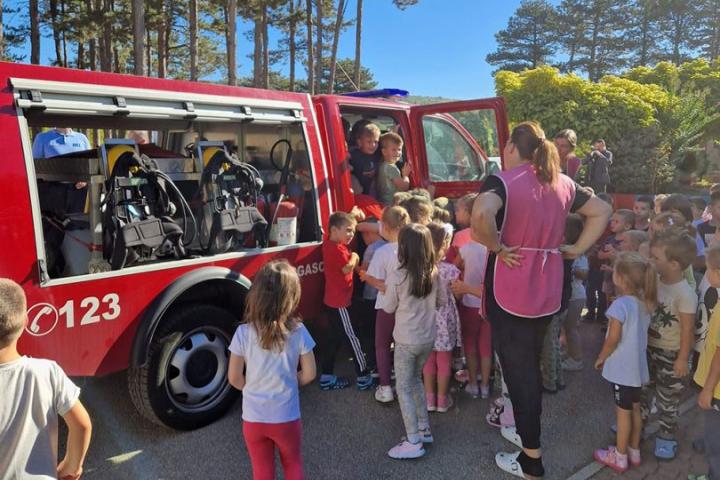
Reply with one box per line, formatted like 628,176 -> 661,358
0,62 -> 508,429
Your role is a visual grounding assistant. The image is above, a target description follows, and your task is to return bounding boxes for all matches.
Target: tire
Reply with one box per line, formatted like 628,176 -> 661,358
128,304 -> 240,430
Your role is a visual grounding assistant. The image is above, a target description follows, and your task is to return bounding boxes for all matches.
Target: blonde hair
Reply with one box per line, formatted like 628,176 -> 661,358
511,121 -> 560,185
427,221 -> 451,257
382,205 -> 411,230
245,260 -> 302,352
706,244 -> 720,270
554,129 -> 577,149
0,279 -> 27,348
399,196 -> 433,224
614,252 -> 657,312
622,230 -> 649,250
392,191 -> 412,206
650,228 -> 698,270
379,132 -> 403,149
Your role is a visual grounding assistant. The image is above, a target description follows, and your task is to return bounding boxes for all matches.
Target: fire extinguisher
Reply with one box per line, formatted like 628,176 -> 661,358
268,139 -> 298,246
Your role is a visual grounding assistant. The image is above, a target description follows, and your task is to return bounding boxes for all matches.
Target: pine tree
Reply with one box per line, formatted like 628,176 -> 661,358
693,0 -> 720,60
657,0 -> 700,66
626,0 -> 663,67
555,0 -> 587,72
486,0 -> 558,72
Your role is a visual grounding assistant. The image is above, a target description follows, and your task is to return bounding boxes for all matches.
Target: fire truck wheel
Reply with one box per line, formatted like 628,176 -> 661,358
128,304 -> 239,430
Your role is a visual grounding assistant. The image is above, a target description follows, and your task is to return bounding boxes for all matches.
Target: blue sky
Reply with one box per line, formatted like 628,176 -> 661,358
7,0 -> 549,99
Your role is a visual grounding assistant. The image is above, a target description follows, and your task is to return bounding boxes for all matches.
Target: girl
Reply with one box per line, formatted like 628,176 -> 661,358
593,252 -> 656,473
423,222 -> 462,413
228,260 -> 317,480
382,224 -> 446,459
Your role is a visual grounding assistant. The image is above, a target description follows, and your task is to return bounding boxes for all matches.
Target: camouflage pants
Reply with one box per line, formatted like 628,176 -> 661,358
641,346 -> 685,440
541,311 -> 565,390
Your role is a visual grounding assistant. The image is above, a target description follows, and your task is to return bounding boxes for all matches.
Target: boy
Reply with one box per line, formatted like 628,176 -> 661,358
643,230 -> 698,460
597,209 -> 635,319
376,132 -> 411,206
633,196 -> 653,232
349,122 -> 381,195
0,279 -> 92,479
320,212 -> 371,390
697,191 -> 720,250
694,244 -> 720,480
398,195 -> 433,226
618,230 -> 648,253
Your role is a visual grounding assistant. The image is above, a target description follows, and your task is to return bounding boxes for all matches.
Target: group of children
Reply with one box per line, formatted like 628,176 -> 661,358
581,191 -> 720,478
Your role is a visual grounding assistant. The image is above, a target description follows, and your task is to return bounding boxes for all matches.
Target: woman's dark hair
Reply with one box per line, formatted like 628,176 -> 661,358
511,121 -> 560,185
398,224 -> 436,298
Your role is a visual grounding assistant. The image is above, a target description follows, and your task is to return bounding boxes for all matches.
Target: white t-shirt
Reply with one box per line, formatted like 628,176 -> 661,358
602,296 -> 651,387
229,323 -> 315,423
0,357 -> 80,480
458,241 -> 487,308
570,256 -> 589,300
367,241 -> 399,309
362,239 -> 387,300
696,274 -> 720,353
649,278 -> 698,351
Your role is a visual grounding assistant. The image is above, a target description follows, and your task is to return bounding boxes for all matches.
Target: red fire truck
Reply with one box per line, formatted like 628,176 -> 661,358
0,62 -> 509,429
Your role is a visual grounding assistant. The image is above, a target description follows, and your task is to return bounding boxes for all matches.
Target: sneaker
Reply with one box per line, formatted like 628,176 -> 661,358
594,446 -> 628,473
501,426 -> 523,449
375,385 -> 394,403
437,395 -> 454,413
486,404 -> 503,427
465,383 -> 479,398
628,447 -> 641,467
388,438 -> 425,459
480,384 -> 490,399
419,427 -> 434,443
562,358 -> 584,371
369,369 -> 380,379
426,393 -> 437,412
356,374 -> 375,391
495,451 -> 526,479
454,369 -> 469,383
654,437 -> 678,460
320,375 -> 350,390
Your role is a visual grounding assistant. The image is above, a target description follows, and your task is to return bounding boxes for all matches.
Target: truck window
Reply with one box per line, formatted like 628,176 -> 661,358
421,109 -> 500,183
26,118 -> 318,282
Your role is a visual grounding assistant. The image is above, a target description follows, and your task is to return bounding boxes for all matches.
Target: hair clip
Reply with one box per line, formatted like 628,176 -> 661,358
668,217 -> 674,225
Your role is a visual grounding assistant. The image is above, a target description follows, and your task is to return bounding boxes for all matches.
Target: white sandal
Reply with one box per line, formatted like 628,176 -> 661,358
495,451 -> 526,478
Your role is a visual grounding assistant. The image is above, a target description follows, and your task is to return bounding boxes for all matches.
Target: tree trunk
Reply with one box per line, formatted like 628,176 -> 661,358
315,0 -> 323,91
99,0 -> 113,71
77,41 -> 85,69
165,0 -> 174,75
289,0 -> 297,91
353,0 -> 362,90
327,0 -> 345,94
253,11 -> 262,87
157,2 -> 166,78
132,0 -> 145,75
61,0 -> 68,67
146,28 -> 152,76
49,0 -> 62,65
262,7 -> 269,89
306,0 -> 314,94
189,0 -> 198,80
589,11 -> 600,81
30,0 -> 41,64
227,0 -> 237,86
86,0 -> 96,70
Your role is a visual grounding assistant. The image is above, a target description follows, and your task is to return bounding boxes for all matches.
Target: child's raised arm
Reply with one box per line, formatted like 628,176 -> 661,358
298,351 -> 317,386
594,317 -> 622,369
228,354 -> 246,390
58,400 -> 92,480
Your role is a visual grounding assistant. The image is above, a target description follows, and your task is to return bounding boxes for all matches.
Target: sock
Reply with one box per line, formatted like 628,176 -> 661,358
517,451 -> 545,477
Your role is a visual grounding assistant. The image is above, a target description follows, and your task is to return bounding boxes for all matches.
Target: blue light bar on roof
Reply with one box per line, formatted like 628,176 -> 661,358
342,88 -> 409,98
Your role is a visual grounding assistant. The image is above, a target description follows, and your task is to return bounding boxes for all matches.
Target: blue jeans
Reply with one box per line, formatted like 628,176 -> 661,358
706,407 -> 720,480
394,342 -> 433,443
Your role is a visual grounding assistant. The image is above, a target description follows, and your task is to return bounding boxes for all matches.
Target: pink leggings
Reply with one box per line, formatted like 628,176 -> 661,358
459,304 -> 492,359
375,309 -> 396,386
423,350 -> 453,378
243,419 -> 304,480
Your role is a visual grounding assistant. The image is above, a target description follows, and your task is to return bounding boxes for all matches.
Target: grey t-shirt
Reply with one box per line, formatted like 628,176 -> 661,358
377,162 -> 402,205
0,357 -> 80,480
381,267 -> 447,345
602,296 -> 651,387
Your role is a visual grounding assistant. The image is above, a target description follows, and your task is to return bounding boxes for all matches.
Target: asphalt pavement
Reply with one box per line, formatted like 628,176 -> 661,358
72,320 -> 627,480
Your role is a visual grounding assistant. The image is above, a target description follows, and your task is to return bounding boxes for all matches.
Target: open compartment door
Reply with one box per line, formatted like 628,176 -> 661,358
409,97 -> 509,198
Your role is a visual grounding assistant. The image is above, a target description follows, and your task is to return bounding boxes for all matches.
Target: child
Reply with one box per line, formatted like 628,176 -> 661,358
691,196 -> 707,226
618,230 -> 648,253
597,209 -> 635,320
660,193 -> 706,280
361,206 -> 411,402
349,122 -> 380,195
633,195 -> 653,232
228,261 -> 317,480
320,211 -> 371,390
357,221 -> 386,377
382,224 -> 446,459
562,214 -> 589,371
696,191 -> 720,249
399,195 -> 433,225
654,194 -> 669,215
449,197 -> 492,399
593,253 -> 656,473
693,244 -> 720,480
642,229 -> 698,460
423,222 -> 461,413
0,279 -> 92,479
376,132 -> 411,205
585,194 -> 614,322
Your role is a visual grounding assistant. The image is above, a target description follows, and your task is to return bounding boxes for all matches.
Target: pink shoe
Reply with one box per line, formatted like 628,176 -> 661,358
426,392 -> 437,412
437,395 -> 454,413
594,446 -> 629,473
628,447 -> 641,467
500,402 -> 515,428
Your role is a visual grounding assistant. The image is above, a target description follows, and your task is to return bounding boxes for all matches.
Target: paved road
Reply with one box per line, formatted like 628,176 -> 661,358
72,321 -> 621,480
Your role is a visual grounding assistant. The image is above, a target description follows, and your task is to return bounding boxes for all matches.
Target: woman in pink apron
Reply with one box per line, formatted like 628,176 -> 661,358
472,122 -> 611,478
